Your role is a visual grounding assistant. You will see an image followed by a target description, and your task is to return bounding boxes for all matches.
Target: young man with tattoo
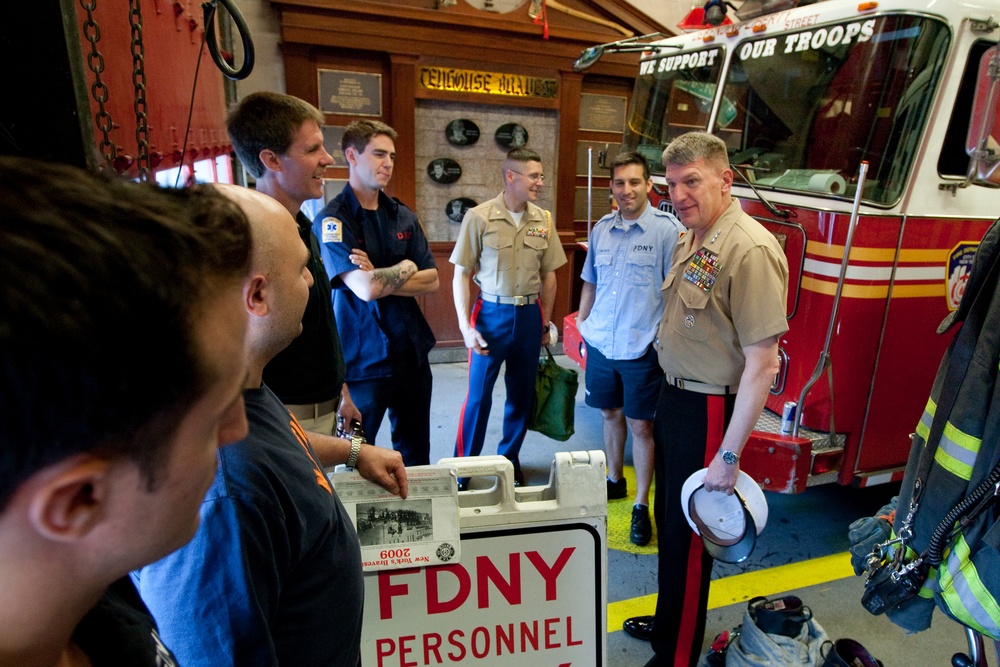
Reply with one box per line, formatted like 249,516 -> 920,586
313,120 -> 439,466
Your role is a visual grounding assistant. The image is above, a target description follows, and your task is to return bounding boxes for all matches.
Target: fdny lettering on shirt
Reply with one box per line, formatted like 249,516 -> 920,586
526,225 -> 549,239
396,230 -> 413,240
684,248 -> 722,292
321,217 -> 343,244
634,244 -> 654,252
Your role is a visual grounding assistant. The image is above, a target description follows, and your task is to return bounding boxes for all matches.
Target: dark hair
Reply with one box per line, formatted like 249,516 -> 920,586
226,92 -> 325,178
341,119 -> 397,155
0,158 -> 252,510
662,131 -> 729,170
610,151 -> 650,181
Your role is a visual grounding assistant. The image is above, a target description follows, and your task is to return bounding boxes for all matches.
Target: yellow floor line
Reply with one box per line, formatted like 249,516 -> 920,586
607,552 -> 855,634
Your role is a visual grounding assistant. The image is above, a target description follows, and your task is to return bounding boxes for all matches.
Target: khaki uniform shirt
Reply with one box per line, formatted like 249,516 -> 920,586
656,197 -> 789,387
450,192 -> 567,296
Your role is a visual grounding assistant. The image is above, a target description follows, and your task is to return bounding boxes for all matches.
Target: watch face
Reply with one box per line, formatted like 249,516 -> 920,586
722,450 -> 738,465
464,0 -> 529,13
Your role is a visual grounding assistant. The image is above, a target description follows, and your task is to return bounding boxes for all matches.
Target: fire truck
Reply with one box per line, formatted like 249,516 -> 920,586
564,0 -> 1000,493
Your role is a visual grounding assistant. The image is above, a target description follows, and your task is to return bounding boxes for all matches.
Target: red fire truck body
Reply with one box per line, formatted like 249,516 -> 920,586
565,0 -> 1000,492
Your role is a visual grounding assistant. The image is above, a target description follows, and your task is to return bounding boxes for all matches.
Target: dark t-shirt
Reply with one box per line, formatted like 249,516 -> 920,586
133,385 -> 364,666
73,577 -> 178,666
262,211 -> 346,404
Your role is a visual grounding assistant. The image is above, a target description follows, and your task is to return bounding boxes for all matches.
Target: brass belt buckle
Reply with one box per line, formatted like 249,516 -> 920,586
513,295 -> 527,306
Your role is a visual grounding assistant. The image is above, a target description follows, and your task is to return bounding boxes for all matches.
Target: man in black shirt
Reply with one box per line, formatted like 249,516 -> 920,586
227,92 -> 361,439
0,159 -> 253,666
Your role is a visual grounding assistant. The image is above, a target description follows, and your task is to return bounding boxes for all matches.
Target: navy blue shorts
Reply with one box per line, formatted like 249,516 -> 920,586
583,342 -> 662,420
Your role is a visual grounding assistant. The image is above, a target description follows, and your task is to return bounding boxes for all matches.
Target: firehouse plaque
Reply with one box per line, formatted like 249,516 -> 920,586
428,158 -> 462,184
446,197 -> 477,222
495,123 -> 528,148
579,94 -> 627,133
445,119 -> 480,146
318,70 -> 382,117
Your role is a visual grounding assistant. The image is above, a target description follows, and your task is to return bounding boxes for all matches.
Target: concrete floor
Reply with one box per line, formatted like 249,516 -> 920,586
366,355 -> 999,667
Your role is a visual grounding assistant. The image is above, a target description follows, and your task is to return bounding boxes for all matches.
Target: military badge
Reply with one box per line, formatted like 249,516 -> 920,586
683,248 -> 722,292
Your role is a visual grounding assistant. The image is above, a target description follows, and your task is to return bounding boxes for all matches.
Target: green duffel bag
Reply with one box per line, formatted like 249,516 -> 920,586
527,346 -> 578,442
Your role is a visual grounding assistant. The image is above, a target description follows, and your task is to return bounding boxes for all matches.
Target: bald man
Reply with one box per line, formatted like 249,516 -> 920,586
133,186 -> 408,667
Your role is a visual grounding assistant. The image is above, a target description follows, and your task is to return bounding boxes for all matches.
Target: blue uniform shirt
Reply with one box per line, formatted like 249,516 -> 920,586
313,184 -> 436,381
578,204 -> 683,360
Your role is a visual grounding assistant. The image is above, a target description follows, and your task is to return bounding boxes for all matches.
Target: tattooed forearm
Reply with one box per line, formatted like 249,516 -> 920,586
370,260 -> 416,294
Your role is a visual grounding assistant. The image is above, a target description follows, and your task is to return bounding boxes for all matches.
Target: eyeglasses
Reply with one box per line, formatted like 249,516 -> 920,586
509,170 -> 546,183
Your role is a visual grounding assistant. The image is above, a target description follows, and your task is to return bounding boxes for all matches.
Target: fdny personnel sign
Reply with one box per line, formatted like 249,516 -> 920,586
362,524 -> 602,666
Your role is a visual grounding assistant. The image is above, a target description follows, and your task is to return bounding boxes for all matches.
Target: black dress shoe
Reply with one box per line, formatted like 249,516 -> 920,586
630,504 -> 652,546
513,468 -> 525,487
623,615 -> 654,641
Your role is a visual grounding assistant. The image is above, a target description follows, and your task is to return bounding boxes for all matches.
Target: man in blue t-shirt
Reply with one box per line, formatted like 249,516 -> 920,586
313,119 -> 439,466
578,151 -> 683,546
134,186 -> 408,667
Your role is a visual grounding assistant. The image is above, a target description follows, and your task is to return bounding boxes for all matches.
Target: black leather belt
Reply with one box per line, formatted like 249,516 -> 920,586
664,375 -> 736,396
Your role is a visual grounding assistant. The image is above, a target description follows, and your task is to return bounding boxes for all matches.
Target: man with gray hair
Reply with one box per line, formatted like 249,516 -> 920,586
450,147 -> 567,484
622,132 -> 789,667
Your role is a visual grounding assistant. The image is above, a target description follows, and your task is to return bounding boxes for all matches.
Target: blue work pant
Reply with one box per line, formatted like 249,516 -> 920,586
454,298 -> 543,468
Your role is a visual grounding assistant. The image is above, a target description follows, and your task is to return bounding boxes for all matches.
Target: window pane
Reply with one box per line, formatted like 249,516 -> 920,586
624,47 -> 726,173
718,15 -> 949,205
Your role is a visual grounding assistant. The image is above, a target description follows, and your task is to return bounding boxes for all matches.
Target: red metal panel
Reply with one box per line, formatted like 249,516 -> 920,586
856,216 -> 991,472
563,312 -> 587,371
73,0 -> 230,178
741,432 -> 811,494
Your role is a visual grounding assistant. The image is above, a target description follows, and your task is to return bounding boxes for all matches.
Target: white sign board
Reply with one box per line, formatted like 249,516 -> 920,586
362,522 -> 603,667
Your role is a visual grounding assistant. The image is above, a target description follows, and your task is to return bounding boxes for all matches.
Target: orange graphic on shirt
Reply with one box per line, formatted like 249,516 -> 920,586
289,415 -> 333,494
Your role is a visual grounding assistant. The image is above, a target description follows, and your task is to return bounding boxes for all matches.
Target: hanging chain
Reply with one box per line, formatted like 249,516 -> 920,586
129,0 -> 150,180
79,0 -> 116,169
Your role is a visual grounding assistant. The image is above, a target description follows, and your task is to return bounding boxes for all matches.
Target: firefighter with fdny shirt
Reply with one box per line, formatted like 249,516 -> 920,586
577,151 -> 682,547
622,132 -> 788,667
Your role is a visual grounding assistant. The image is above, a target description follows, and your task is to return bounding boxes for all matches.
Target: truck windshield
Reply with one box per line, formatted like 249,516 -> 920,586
722,15 -> 950,205
624,47 -> 725,170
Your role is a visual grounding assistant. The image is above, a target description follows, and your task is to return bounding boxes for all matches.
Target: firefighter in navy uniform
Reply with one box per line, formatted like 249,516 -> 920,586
623,132 -> 789,667
314,119 -> 439,467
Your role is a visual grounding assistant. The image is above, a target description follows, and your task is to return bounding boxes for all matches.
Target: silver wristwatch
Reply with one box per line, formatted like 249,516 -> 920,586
720,449 -> 740,465
345,434 -> 364,469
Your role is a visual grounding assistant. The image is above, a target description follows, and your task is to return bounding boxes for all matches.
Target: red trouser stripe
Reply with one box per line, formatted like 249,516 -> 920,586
454,298 -> 483,457
673,394 -> 727,667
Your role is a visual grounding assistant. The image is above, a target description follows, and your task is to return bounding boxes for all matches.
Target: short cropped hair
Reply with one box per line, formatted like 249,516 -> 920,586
610,151 -> 650,181
662,132 -> 729,171
0,158 -> 252,510
501,147 -> 542,178
342,119 -> 397,155
227,92 -> 325,178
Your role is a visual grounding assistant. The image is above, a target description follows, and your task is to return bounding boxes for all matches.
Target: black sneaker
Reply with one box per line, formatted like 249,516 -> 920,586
607,477 -> 627,500
630,504 -> 652,546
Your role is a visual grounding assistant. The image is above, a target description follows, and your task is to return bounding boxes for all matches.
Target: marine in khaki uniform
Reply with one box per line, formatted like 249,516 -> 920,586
450,147 -> 568,484
623,132 -> 789,667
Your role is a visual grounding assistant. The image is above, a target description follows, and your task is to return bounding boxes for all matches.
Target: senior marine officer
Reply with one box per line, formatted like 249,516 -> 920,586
622,132 -> 789,667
